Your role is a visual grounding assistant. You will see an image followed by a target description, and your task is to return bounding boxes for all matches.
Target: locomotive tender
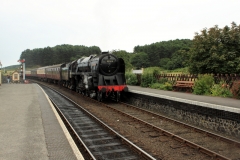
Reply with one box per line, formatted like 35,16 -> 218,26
26,52 -> 128,102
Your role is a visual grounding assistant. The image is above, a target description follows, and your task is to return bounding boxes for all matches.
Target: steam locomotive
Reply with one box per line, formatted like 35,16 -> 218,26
26,52 -> 128,102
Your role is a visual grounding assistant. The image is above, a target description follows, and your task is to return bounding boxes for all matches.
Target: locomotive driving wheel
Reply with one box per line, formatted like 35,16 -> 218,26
97,91 -> 102,102
116,91 -> 120,102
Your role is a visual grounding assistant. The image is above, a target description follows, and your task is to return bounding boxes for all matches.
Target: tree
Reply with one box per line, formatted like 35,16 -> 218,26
131,52 -> 150,68
134,39 -> 192,67
170,49 -> 190,69
111,50 -> 133,71
189,22 -> 240,74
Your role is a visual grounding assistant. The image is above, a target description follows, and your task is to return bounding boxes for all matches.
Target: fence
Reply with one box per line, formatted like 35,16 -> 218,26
153,73 -> 240,84
155,74 -> 198,81
213,74 -> 240,83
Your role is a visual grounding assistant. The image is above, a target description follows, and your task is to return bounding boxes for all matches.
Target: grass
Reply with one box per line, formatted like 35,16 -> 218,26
141,67 -> 190,75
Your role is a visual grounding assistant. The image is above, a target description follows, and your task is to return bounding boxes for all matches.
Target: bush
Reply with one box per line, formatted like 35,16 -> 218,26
150,83 -> 164,89
164,82 -> 173,90
125,72 -> 138,85
141,73 -> 157,87
211,81 -> 233,98
150,82 -> 172,91
193,74 -> 214,95
158,78 -> 168,84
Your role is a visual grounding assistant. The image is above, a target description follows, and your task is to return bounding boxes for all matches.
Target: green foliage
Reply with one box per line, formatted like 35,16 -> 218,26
211,81 -> 233,98
163,82 -> 173,90
111,50 -> 133,71
131,52 -> 150,68
170,67 -> 189,74
134,39 -> 192,68
189,22 -> 240,74
141,73 -> 157,87
193,74 -> 214,95
141,68 -> 173,90
150,81 -> 172,91
151,83 -> 166,90
152,68 -> 160,75
2,65 -> 20,70
143,67 -> 164,73
159,50 -> 190,70
150,83 -> 163,89
158,78 -> 168,84
159,58 -> 170,68
125,72 -> 138,85
170,50 -> 190,69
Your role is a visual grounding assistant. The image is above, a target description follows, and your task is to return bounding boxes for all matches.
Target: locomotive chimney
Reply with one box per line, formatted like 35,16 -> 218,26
102,51 -> 109,54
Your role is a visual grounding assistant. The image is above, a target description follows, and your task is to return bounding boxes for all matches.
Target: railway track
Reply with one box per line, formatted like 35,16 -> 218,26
35,81 -> 240,159
40,84 -> 155,160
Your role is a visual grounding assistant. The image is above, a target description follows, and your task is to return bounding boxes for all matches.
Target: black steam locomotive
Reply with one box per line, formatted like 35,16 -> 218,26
26,52 -> 128,102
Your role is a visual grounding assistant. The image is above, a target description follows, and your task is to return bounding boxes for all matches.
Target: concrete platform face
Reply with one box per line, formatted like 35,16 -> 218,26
128,85 -> 240,113
0,84 -> 79,160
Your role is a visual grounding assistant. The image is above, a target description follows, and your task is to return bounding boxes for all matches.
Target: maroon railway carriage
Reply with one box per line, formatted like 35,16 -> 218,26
45,64 -> 62,83
36,66 -> 48,80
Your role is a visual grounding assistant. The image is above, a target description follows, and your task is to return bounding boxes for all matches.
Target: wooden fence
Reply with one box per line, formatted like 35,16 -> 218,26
153,73 -> 240,84
155,74 -> 198,81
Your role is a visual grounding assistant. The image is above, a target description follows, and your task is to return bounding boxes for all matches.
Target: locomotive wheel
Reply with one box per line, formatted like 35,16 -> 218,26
97,91 -> 102,102
116,91 -> 120,102
81,90 -> 84,95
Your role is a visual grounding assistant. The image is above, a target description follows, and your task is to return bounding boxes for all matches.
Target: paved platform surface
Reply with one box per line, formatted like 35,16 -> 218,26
128,85 -> 240,113
0,84 -> 83,160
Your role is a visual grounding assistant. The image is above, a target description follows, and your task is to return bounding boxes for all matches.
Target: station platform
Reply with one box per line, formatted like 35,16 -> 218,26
0,83 -> 83,160
128,85 -> 240,114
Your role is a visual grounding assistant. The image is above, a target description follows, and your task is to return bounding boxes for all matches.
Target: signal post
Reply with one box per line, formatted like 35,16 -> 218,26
0,68 -> 1,86
0,61 -> 2,86
18,59 -> 25,82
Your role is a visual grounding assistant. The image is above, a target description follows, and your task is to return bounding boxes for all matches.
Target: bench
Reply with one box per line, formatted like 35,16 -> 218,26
173,81 -> 194,92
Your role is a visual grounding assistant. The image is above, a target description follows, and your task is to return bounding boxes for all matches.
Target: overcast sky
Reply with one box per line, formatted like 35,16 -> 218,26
0,0 -> 239,67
